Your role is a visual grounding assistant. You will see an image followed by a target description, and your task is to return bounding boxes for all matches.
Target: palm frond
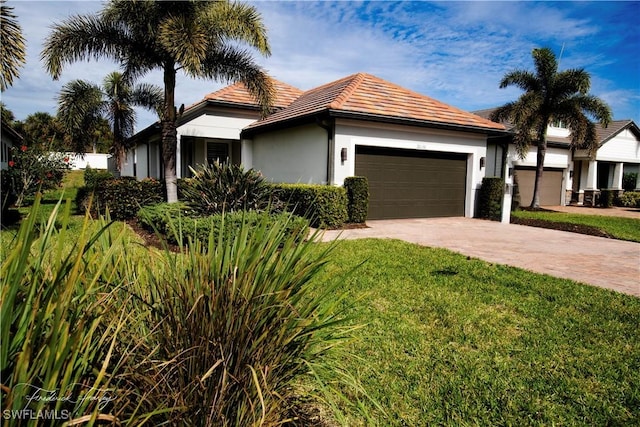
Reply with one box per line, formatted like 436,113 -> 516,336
57,79 -> 106,152
0,0 -> 26,91
131,83 -> 164,117
158,15 -> 209,72
201,0 -> 271,56
532,47 -> 558,87
41,14 -> 128,80
198,46 -> 275,116
499,70 -> 539,92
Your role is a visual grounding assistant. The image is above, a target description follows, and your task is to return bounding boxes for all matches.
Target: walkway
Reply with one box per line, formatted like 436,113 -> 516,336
320,218 -> 640,297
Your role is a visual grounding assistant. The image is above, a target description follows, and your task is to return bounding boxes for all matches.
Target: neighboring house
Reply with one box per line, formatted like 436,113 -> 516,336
475,108 -> 640,207
1,120 -> 23,170
127,73 -> 507,220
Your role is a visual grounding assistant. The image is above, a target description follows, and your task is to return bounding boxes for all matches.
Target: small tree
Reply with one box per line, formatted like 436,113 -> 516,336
4,144 -> 71,206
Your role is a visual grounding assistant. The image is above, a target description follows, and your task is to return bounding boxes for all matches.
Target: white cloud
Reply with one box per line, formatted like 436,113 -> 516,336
2,0 -> 638,129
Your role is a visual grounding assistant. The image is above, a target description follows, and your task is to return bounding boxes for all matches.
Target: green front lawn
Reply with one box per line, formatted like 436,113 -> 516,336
317,239 -> 640,425
511,209 -> 640,242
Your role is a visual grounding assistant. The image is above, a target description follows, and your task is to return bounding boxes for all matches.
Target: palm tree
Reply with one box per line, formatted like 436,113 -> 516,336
0,0 -> 26,91
57,72 -> 162,169
491,47 -> 612,208
42,0 -> 274,202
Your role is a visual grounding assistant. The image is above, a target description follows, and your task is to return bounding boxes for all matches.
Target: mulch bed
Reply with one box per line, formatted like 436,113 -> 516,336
509,216 -> 612,239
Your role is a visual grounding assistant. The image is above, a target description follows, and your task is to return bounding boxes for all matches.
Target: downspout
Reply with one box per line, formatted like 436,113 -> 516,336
316,116 -> 334,185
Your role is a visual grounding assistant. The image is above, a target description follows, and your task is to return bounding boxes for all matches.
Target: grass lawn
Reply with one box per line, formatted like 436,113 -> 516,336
511,209 -> 640,242
316,239 -> 640,426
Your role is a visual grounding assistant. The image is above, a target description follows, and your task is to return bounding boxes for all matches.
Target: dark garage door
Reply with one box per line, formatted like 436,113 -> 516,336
355,146 -> 467,220
514,167 -> 563,206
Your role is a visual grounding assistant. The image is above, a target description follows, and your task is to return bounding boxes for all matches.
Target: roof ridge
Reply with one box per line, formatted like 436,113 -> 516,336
329,73 -> 367,109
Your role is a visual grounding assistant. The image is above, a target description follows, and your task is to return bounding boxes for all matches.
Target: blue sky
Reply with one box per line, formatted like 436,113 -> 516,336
2,1 -> 639,130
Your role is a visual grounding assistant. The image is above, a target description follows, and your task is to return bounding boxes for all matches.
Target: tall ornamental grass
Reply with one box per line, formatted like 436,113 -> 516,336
119,212 -> 352,425
2,196 -> 357,425
1,195 -> 132,425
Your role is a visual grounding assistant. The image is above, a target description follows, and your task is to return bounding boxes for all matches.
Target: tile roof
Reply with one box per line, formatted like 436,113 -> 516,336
203,78 -> 303,109
474,108 -> 639,145
245,73 -> 505,132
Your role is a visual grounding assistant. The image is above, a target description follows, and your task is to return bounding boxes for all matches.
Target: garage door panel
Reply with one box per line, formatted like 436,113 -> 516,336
514,168 -> 563,206
355,146 -> 467,220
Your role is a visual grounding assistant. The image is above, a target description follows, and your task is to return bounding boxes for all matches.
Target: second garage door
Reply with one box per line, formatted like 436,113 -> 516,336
513,167 -> 563,206
355,146 -> 467,220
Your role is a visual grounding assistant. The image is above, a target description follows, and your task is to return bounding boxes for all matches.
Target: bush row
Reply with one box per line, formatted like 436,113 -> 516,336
80,170 -> 370,227
272,184 -> 348,229
137,203 -> 309,246
77,177 -> 164,220
616,191 -> 640,208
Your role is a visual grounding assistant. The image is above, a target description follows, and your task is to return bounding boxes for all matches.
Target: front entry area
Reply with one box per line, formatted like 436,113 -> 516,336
354,146 -> 467,220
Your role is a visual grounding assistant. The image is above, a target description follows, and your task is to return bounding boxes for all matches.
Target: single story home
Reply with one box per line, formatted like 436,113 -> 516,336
475,108 -> 640,207
126,73 -> 508,220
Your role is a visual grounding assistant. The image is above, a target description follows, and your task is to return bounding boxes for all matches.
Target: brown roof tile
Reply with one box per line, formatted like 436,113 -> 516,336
245,73 -> 505,132
203,78 -> 303,109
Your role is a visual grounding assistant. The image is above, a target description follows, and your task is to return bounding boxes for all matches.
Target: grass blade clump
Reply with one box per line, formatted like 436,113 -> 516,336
0,195 -> 131,425
125,211 -> 350,425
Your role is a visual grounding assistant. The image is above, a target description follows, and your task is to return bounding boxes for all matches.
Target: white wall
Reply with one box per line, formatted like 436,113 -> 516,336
178,110 -> 257,140
593,128 -> 640,163
334,119 -> 488,218
252,124 -> 328,184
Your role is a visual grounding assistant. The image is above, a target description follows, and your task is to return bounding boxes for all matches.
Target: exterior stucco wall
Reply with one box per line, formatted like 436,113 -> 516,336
333,119 -> 489,218
251,124 -> 328,184
591,129 -> 640,163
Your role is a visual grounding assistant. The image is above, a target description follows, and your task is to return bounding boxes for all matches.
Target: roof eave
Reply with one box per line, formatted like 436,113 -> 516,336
327,110 -> 508,136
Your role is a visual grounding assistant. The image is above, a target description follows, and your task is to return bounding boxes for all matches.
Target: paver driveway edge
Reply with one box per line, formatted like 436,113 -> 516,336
319,218 -> 640,297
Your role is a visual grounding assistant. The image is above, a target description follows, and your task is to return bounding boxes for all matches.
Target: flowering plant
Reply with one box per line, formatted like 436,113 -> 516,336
3,144 -> 71,207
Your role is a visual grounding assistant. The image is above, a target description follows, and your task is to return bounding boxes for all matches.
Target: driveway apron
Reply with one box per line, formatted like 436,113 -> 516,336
320,218 -> 640,297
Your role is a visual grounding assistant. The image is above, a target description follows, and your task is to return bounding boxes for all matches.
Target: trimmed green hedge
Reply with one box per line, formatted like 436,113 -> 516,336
271,184 -> 347,229
478,177 -> 504,221
77,177 -> 164,220
344,176 -> 369,223
137,204 -> 309,246
617,191 -> 640,208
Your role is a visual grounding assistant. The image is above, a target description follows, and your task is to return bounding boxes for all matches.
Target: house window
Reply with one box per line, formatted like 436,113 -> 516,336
551,120 -> 567,129
207,142 -> 230,164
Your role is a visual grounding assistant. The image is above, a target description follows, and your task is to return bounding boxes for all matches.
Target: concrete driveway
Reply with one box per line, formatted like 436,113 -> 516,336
320,218 -> 640,297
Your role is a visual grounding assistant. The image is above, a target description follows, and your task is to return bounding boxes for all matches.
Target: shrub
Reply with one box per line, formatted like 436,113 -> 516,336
478,177 -> 504,221
138,204 -> 309,246
3,144 -> 71,206
120,211 -> 349,424
599,189 -> 614,208
84,166 -> 114,188
272,183 -> 348,229
180,162 -> 274,216
622,173 -> 638,191
77,177 -> 164,220
617,191 -> 640,208
1,196 -> 131,423
344,176 -> 369,223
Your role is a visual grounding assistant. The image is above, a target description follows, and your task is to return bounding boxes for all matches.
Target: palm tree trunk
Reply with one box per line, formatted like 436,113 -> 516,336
530,125 -> 548,208
162,62 -> 178,203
